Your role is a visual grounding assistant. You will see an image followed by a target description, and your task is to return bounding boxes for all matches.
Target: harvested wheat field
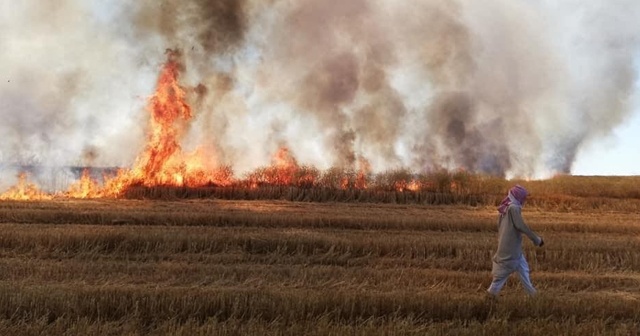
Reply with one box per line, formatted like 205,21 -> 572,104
0,198 -> 638,335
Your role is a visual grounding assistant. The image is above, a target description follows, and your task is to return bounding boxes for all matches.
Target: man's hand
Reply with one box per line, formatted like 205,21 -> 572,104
538,238 -> 545,247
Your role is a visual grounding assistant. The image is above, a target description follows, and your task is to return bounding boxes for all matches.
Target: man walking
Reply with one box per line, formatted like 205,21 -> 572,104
487,185 -> 544,297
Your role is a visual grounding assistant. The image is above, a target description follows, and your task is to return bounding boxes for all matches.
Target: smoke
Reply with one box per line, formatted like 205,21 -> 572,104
133,1 -> 246,51
128,0 -> 247,71
0,1 -> 150,170
1,0 -> 639,185
246,0 -> 409,170
237,0 -> 640,176
540,0 -> 640,173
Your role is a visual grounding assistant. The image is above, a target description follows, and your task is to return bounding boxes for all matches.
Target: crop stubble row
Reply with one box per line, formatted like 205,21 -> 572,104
0,199 -> 638,335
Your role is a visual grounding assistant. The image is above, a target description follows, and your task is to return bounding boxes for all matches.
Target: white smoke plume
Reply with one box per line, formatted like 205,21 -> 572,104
0,0 -> 639,188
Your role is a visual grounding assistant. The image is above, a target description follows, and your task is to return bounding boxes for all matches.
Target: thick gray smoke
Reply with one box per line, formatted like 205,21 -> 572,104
0,1 -> 152,189
1,0 -> 639,187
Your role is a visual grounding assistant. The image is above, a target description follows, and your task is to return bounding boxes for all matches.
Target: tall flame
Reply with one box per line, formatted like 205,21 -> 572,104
0,50 -> 438,200
134,50 -> 192,185
96,49 -> 232,197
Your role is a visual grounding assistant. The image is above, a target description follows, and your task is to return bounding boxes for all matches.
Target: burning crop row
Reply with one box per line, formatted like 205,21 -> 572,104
0,162 -> 472,201
4,1 -> 640,186
0,50 -> 478,201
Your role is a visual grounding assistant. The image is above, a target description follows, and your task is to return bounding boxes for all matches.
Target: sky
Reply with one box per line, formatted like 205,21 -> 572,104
1,0 -> 639,181
573,64 -> 640,176
573,107 -> 640,175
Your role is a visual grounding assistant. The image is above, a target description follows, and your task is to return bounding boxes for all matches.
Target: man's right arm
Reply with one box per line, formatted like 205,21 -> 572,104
509,206 -> 543,247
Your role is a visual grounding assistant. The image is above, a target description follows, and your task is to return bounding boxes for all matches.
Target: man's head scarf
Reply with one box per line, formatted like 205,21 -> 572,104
498,185 -> 528,215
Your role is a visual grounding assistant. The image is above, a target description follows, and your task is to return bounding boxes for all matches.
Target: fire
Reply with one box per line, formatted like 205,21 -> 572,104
394,179 -> 421,192
0,173 -> 52,201
406,180 -> 421,192
245,147 -> 307,187
136,52 -> 190,184
129,49 -> 193,186
355,158 -> 370,190
0,50 -> 229,200
65,169 -> 102,198
296,166 -> 319,188
340,176 -> 349,190
270,147 -> 299,186
0,50 -> 440,200
97,49 -> 233,196
339,158 -> 371,190
394,180 -> 407,192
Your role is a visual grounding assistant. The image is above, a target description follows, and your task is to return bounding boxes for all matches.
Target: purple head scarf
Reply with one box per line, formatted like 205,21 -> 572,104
498,185 -> 528,215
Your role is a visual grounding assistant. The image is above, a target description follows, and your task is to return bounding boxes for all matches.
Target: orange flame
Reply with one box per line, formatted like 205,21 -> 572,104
98,49 -> 233,196
270,147 -> 299,186
134,50 -> 192,185
65,169 -> 101,198
245,146 -> 304,188
406,180 -> 421,192
355,158 -> 370,190
0,172 -> 52,201
0,50 -> 439,199
394,179 -> 422,192
340,176 -> 349,190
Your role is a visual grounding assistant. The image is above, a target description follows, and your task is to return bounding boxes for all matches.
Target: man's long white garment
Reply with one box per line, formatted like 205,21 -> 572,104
488,254 -> 536,295
487,204 -> 542,296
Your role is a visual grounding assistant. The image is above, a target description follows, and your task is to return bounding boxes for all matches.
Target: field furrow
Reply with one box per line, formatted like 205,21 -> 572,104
0,199 -> 638,335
